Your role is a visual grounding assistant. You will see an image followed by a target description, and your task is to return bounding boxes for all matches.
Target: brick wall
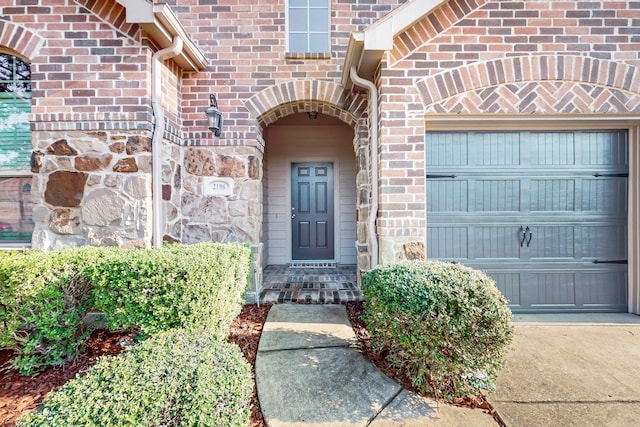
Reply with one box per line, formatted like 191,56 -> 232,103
165,0 -> 405,146
2,1 -> 152,123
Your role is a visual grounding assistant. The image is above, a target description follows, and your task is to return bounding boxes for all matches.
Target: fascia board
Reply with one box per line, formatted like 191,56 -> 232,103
116,0 -> 207,71
364,0 -> 447,50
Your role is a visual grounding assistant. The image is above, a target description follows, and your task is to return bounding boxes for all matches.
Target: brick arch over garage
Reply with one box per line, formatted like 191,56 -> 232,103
245,80 -> 368,129
416,55 -> 640,114
0,21 -> 43,59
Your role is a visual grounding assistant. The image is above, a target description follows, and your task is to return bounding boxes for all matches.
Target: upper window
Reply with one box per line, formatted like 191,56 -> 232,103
288,0 -> 330,53
0,52 -> 33,245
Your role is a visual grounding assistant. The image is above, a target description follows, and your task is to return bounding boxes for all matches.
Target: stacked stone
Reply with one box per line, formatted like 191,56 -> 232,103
30,132 -> 152,249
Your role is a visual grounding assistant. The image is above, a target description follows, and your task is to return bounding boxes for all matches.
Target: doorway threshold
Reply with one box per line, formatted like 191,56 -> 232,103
289,260 -> 337,269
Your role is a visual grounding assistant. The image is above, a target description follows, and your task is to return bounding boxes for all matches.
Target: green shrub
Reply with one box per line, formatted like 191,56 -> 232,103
1,242 -> 251,375
0,247 -> 105,374
1,249 -> 68,348
362,261 -> 513,401
18,328 -> 253,427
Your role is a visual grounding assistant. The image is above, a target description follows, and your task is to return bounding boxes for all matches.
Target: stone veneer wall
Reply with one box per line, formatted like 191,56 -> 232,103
162,141 -> 264,301
353,119 -> 372,274
29,129 -> 154,250
177,145 -> 262,246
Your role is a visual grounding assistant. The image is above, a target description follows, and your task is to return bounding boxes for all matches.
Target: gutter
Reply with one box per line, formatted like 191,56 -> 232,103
151,36 -> 183,248
350,66 -> 379,268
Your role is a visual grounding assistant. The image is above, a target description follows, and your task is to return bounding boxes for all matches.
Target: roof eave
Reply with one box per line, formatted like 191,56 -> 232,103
116,0 -> 207,72
342,0 -> 447,88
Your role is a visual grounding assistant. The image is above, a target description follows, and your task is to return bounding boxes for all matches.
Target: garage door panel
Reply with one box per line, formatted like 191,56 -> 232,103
581,131 -> 628,166
581,224 -> 627,259
474,226 -> 522,259
578,270 -> 627,307
427,226 -> 468,259
530,179 -> 576,212
525,131 -> 576,166
428,178 -> 522,213
581,178 -> 627,213
486,271 -> 522,307
475,179 -> 521,212
426,133 -> 468,166
426,180 -> 468,212
528,225 -> 575,259
470,132 -> 522,166
527,272 -> 576,306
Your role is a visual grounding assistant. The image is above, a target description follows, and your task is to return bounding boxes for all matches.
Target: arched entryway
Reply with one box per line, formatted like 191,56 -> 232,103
244,80 -> 371,303
261,112 -> 359,303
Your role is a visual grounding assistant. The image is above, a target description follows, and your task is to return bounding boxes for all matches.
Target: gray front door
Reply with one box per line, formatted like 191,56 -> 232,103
426,130 -> 628,312
291,162 -> 334,260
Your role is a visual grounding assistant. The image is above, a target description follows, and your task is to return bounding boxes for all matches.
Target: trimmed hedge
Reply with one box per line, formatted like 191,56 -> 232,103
0,242 -> 251,375
362,261 -> 513,401
88,242 -> 252,337
17,328 -> 252,427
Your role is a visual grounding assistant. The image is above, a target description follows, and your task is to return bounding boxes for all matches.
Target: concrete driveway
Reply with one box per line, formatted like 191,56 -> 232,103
489,313 -> 640,427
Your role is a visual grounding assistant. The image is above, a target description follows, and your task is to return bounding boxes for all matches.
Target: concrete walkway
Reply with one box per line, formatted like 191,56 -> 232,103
489,314 -> 640,427
255,304 -> 496,426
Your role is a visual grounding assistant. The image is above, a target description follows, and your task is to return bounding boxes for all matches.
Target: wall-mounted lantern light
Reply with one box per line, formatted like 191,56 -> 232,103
206,94 -> 223,137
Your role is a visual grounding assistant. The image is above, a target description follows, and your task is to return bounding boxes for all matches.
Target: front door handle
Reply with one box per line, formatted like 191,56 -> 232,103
291,213 -> 296,219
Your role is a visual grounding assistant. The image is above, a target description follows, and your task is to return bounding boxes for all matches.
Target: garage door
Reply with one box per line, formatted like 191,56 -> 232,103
426,130 -> 628,312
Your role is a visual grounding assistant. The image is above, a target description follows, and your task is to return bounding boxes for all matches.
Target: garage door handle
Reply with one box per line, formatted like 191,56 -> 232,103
519,226 -> 527,247
526,227 -> 532,247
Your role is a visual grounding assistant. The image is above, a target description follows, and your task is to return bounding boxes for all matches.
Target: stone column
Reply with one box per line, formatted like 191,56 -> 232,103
353,119 -> 371,283
180,144 -> 264,301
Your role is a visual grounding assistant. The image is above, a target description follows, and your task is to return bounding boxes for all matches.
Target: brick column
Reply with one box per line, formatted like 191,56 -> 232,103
377,69 -> 426,264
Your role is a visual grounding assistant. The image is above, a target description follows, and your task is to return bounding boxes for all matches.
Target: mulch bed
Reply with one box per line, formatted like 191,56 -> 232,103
227,304 -> 271,427
0,302 -> 502,427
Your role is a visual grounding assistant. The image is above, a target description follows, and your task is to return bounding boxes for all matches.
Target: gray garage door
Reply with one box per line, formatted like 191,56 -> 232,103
426,130 -> 628,312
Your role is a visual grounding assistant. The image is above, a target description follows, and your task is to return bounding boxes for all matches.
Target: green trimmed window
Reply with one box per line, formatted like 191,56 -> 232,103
0,53 -> 33,245
287,0 -> 330,53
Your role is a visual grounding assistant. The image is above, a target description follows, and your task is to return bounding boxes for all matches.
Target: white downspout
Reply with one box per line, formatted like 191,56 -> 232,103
350,65 -> 379,268
151,36 -> 183,248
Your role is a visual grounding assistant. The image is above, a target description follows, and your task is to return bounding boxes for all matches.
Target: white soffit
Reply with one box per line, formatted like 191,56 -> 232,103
116,0 -> 207,71
342,0 -> 447,88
